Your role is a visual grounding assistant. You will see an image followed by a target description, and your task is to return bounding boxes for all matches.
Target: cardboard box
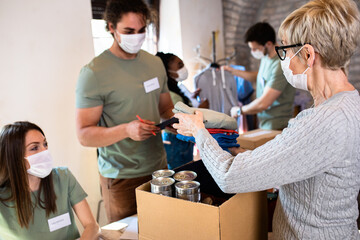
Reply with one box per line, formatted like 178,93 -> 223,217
237,129 -> 282,150
136,183 -> 267,240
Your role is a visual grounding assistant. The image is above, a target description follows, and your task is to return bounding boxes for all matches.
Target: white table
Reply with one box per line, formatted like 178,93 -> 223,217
100,215 -> 138,240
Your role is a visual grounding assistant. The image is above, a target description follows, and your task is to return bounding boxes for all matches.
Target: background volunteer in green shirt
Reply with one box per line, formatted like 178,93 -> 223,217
223,22 -> 295,130
75,0 -> 174,222
0,121 -> 99,240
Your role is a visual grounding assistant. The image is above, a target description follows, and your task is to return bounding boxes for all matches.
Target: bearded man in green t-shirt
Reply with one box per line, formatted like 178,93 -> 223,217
75,0 -> 174,223
223,22 -> 295,130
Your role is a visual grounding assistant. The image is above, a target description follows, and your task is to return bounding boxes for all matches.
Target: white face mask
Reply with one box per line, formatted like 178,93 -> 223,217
251,49 -> 265,59
115,31 -> 146,54
170,66 -> 188,82
26,150 -> 53,178
280,46 -> 310,91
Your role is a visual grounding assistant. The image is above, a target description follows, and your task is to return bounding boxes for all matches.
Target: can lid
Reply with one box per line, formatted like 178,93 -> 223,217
152,169 -> 175,178
175,180 -> 200,190
173,170 -> 197,181
151,177 -> 175,186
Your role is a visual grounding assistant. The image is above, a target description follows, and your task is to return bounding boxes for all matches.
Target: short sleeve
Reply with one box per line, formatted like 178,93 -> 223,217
265,61 -> 287,92
75,66 -> 103,108
66,169 -> 88,206
170,91 -> 183,105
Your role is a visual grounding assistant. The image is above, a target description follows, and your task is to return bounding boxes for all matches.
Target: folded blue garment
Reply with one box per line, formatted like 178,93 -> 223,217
176,133 -> 240,151
176,134 -> 196,143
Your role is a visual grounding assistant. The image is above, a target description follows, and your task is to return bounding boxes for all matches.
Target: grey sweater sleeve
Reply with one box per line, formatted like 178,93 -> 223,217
195,105 -> 349,193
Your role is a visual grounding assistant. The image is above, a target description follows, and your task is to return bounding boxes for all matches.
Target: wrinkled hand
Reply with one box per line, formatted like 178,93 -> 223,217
173,111 -> 205,137
126,120 -> 160,141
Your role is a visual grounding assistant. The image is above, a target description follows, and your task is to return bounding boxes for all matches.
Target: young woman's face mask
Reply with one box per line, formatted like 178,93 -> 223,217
24,130 -> 52,178
26,150 -> 53,178
168,56 -> 188,82
170,66 -> 189,82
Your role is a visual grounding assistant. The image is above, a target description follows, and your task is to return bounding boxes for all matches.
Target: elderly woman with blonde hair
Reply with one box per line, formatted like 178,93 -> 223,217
173,0 -> 360,239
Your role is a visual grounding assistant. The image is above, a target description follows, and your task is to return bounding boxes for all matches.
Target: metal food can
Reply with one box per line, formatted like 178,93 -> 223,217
150,177 -> 175,197
152,169 -> 175,179
173,170 -> 197,181
175,180 -> 201,202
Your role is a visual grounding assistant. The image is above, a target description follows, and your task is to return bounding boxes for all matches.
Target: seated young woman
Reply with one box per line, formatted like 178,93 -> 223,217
0,121 -> 99,239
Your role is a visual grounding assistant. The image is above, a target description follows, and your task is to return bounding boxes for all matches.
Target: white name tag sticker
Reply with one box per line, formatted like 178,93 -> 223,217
48,212 -> 71,232
143,77 -> 160,93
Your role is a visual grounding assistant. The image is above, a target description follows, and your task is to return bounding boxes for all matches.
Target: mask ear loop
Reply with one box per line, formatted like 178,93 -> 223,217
302,66 -> 310,74
113,30 -> 121,45
290,45 -> 312,74
303,47 -> 316,74
290,45 -> 305,61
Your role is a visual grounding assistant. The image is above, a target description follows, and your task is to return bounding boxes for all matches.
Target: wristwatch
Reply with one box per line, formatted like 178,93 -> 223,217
237,106 -> 242,116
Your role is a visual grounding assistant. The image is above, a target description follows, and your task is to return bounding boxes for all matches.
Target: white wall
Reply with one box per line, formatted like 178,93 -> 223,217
0,0 -> 100,229
159,0 -> 225,91
159,0 -> 183,57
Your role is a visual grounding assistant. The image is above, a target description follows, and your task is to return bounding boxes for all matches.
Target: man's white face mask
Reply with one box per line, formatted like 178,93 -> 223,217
251,49 -> 265,59
280,46 -> 311,91
114,31 -> 146,54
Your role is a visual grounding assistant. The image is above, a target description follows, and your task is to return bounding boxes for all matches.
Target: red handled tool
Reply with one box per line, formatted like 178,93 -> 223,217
136,115 -> 156,136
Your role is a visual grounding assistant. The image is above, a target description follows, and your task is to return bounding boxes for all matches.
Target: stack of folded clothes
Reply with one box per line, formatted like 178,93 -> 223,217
173,102 -> 240,151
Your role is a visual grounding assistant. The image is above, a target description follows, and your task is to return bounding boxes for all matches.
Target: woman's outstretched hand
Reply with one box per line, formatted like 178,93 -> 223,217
173,111 -> 205,137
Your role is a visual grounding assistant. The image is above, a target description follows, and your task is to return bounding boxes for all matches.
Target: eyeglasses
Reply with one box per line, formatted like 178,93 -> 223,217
275,43 -> 305,61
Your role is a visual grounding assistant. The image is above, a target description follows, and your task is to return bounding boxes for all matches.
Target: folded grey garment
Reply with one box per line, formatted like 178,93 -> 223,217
173,102 -> 238,130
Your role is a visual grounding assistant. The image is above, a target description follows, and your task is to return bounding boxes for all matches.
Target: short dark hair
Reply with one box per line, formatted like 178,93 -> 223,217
244,22 -> 276,45
104,0 -> 151,32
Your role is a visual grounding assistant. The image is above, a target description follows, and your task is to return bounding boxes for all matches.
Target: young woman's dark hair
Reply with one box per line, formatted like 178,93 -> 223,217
244,22 -> 276,45
0,121 -> 56,228
156,52 -> 190,105
104,0 -> 151,32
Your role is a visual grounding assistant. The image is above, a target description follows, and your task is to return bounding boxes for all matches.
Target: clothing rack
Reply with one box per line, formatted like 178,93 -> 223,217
210,31 -> 220,68
194,31 -> 237,68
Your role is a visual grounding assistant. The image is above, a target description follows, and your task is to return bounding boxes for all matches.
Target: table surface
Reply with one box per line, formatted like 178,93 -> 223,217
99,215 -> 138,240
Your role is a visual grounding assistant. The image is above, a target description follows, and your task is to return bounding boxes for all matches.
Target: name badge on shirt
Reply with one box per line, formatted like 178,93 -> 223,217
48,212 -> 71,232
144,77 -> 160,93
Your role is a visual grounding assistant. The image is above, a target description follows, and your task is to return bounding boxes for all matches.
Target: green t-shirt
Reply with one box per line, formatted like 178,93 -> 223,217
256,55 -> 295,130
76,50 -> 168,179
169,91 -> 183,107
0,167 -> 87,240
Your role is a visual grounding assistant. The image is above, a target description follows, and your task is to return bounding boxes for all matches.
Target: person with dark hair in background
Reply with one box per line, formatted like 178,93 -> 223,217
223,22 -> 295,130
75,0 -> 174,222
0,121 -> 99,240
156,52 -> 201,169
